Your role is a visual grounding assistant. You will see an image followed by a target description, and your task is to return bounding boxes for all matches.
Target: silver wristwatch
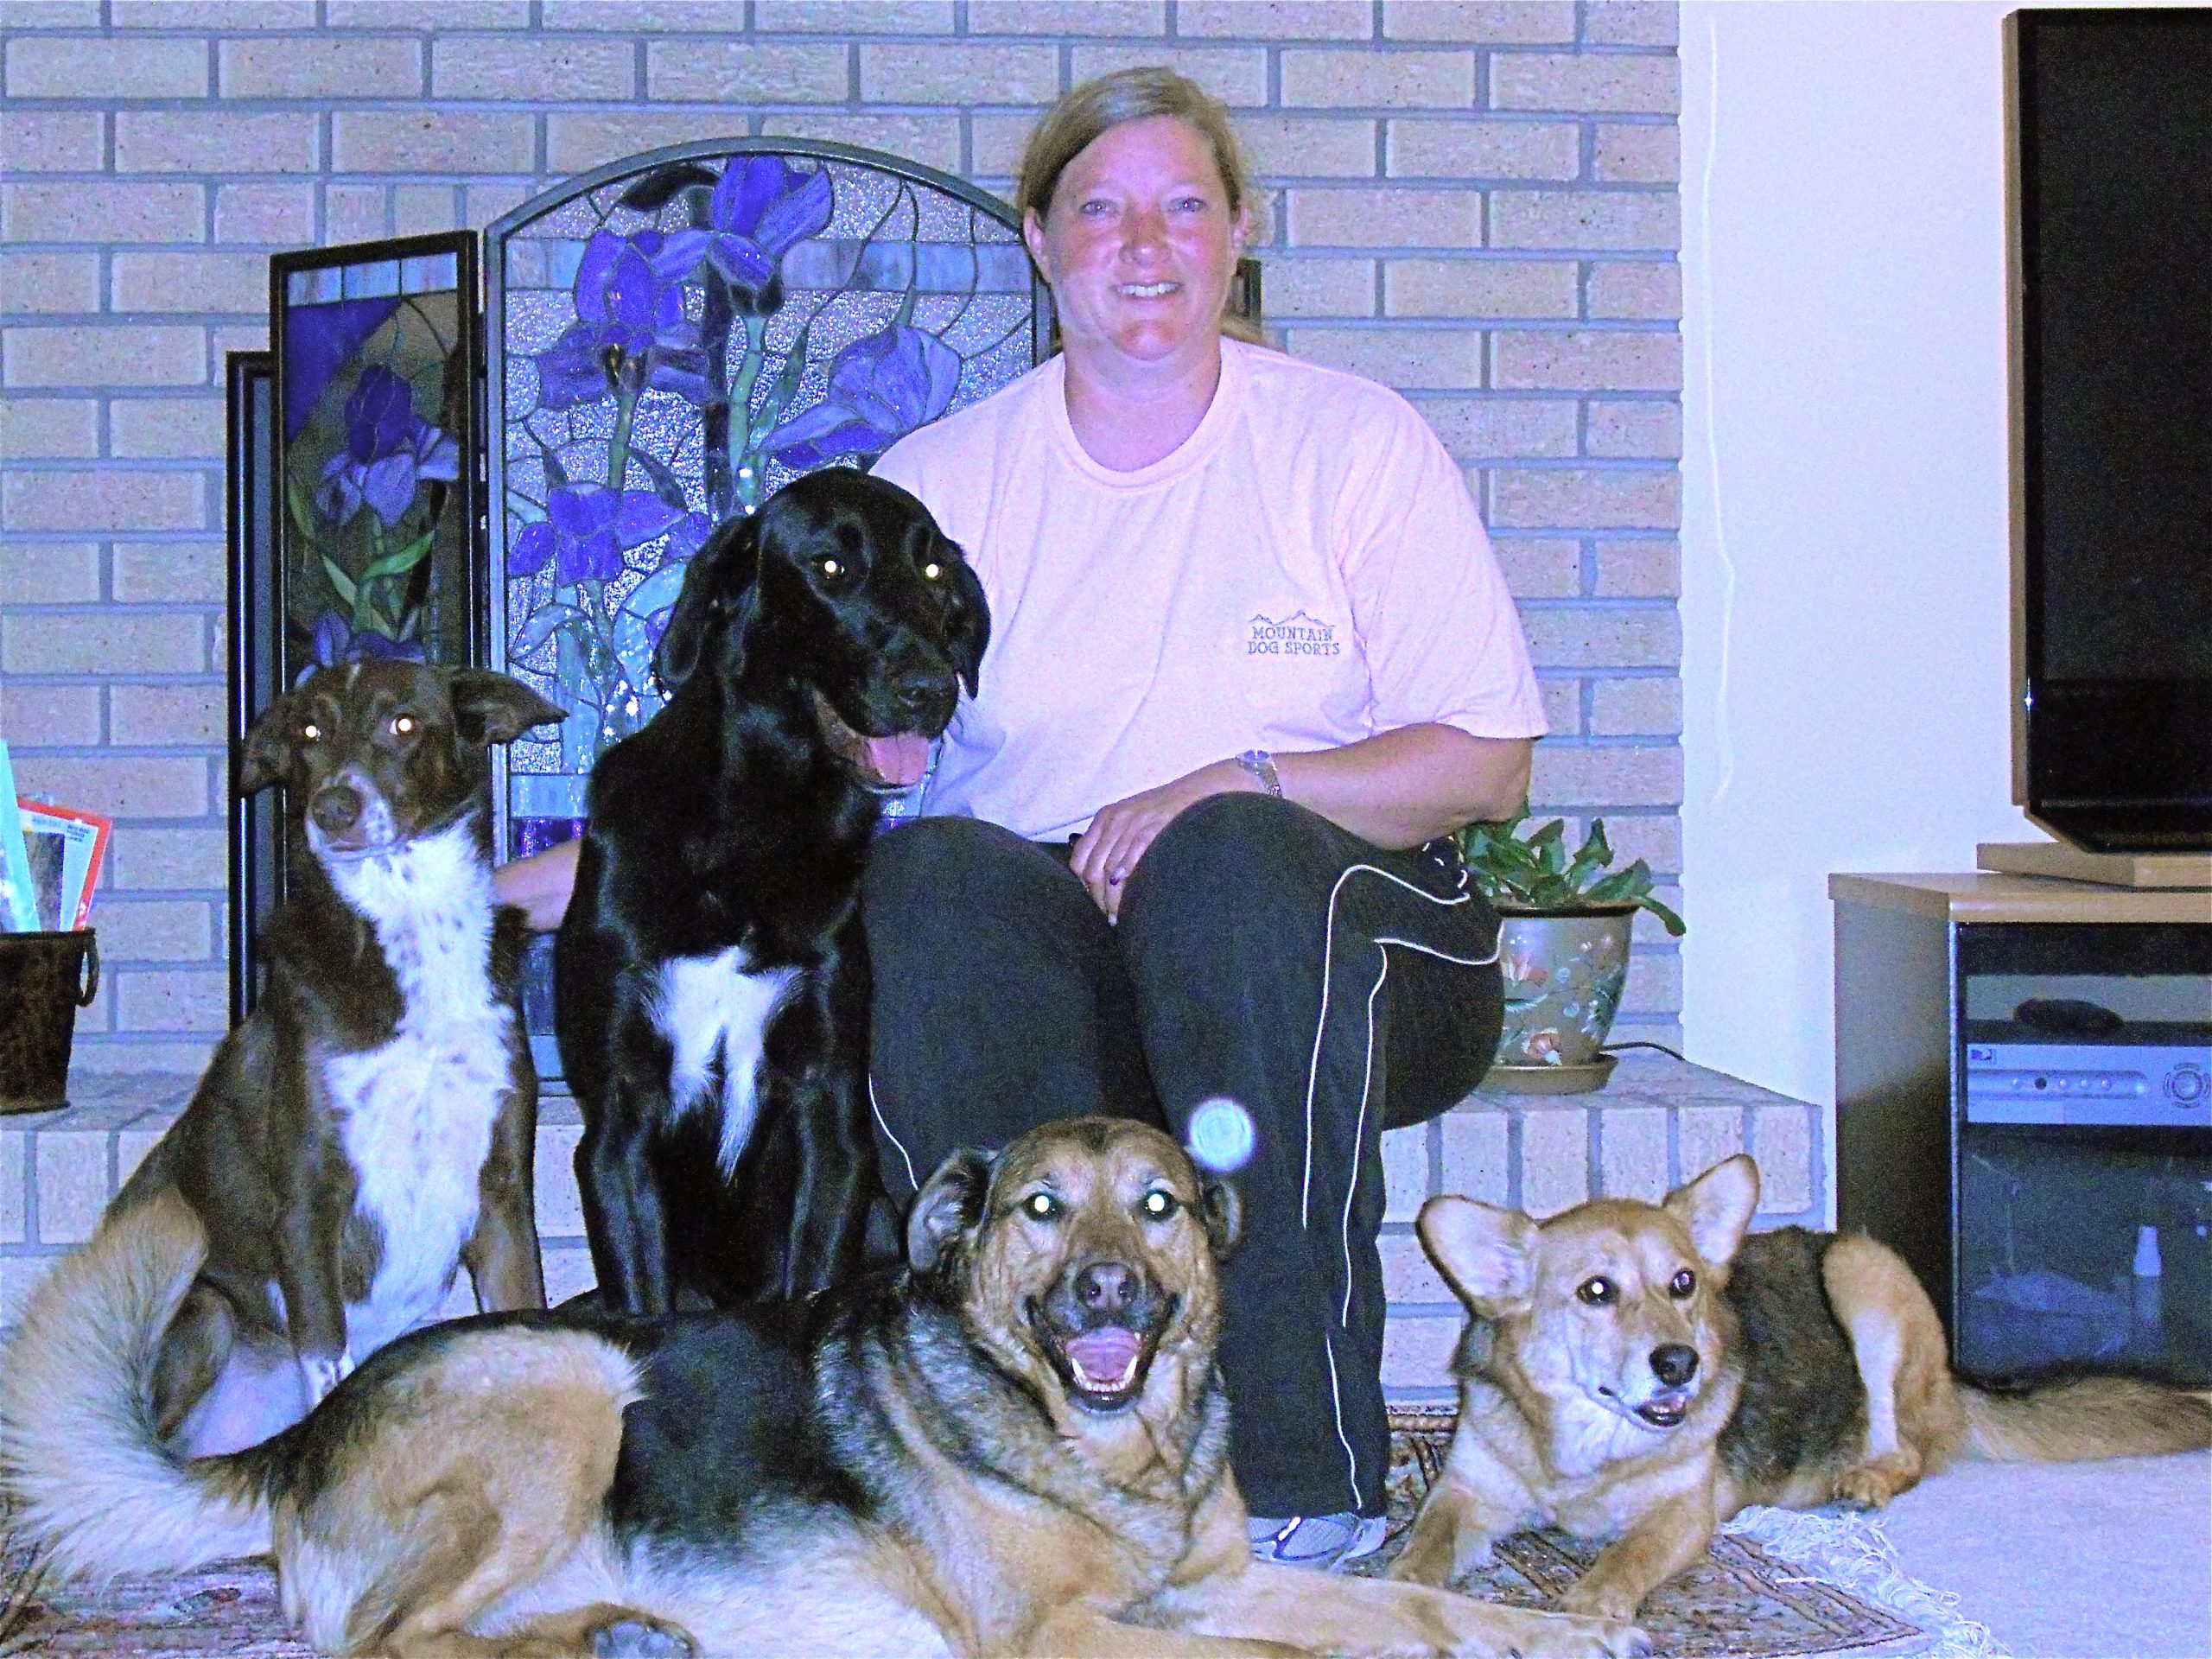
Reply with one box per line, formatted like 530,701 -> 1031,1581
1235,748 -> 1283,798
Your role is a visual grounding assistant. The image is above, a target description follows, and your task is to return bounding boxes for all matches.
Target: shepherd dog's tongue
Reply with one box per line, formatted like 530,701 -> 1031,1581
863,733 -> 931,788
1064,1327 -> 1142,1392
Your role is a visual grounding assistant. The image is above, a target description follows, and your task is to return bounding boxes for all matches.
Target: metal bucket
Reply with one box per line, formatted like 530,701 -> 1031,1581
0,929 -> 100,1112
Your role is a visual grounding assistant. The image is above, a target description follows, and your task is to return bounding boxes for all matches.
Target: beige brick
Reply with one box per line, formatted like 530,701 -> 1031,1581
968,0 -> 1161,32
110,826 -> 226,890
543,1243 -> 597,1305
431,35 -> 638,99
1181,0 -> 1369,38
1604,814 -> 1679,874
1281,47 -> 1471,109
756,0 -> 952,28
1,111 -> 105,171
1518,606 -> 1675,669
0,397 -> 98,460
1584,2 -> 1675,48
1384,257 -> 1575,318
113,111 -> 320,175
6,35 -> 208,99
1596,1103 -> 1668,1202
761,112 -> 962,175
6,326 -> 206,391
1590,677 -> 1680,736
1380,1312 -> 1458,1391
538,1 -> 753,26
0,683 -> 101,748
64,1037 -> 223,1075
1620,946 -> 1681,1014
116,968 -> 228,1033
0,542 -> 101,606
1068,46 -> 1268,109
112,541 -> 225,603
92,898 -> 213,963
546,111 -> 760,174
1287,188 -> 1481,249
1381,1118 -> 1430,1223
0,1130 -> 24,1244
2,182 -> 204,245
1384,2 -> 1574,44
109,252 -> 269,317
1495,328 -> 1678,391
2,611 -> 204,677
1241,114 -> 1377,180
111,682 -> 223,747
1528,743 -> 1679,808
1518,1106 -> 1586,1217
1439,1108 -> 1508,1204
969,113 -> 1047,177
1587,260 -> 1680,321
1493,536 -> 1580,599
535,1122 -> 585,1237
1492,52 -> 1678,116
647,39 -> 848,102
1491,190 -> 1676,252
1586,397 -> 1680,459
1490,466 -> 1676,530
1751,1104 -> 1814,1214
212,181 -> 316,246
332,111 -> 534,175
467,181 -> 534,228
862,42 -> 1066,106
1677,1105 -> 1744,1188
116,1128 -> 166,1189
391,184 -> 461,237
1386,118 -> 1577,181
1412,397 -> 1578,461
1593,537 -> 1676,598
219,35 -> 423,99
1594,121 -> 1676,185
3,471 -> 207,535
34,1131 -> 108,1245
1,252 -> 101,315
1287,326 -> 1480,389
1258,257 -> 1373,320
0,1255 -> 63,1331
115,0 -> 314,19
324,0 -> 532,22
1539,676 -> 1580,734
1382,1230 -> 1451,1302
323,183 -> 388,245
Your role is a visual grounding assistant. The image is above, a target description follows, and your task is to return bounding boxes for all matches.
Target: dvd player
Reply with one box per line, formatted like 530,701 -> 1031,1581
1964,1032 -> 2211,1128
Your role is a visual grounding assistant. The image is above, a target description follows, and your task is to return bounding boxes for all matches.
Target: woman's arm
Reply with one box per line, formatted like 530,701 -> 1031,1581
493,836 -> 582,933
1069,723 -> 1530,918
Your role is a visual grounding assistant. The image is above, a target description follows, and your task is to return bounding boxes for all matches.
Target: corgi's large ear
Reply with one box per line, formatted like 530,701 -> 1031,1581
906,1147 -> 997,1278
1663,1154 -> 1760,1268
238,691 -> 302,797
448,671 -> 566,747
1418,1195 -> 1537,1318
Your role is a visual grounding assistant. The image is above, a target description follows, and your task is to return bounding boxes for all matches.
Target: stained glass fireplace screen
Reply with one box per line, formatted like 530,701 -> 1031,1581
485,139 -> 1047,1069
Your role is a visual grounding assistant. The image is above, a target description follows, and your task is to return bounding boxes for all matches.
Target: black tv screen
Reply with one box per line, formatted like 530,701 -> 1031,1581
2010,9 -> 2212,852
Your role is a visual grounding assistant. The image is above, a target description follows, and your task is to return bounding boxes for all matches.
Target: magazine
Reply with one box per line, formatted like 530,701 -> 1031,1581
17,800 -> 111,931
0,744 -> 35,933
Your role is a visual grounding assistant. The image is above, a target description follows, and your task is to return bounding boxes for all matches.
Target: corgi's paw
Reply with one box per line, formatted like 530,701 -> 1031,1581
1554,1576 -> 1647,1624
1482,1606 -> 1651,1659
1831,1452 -> 1918,1510
591,1616 -> 697,1659
1388,1527 -> 1492,1586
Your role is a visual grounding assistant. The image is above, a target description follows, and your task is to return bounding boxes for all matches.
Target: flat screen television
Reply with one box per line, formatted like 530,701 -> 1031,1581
2006,8 -> 2212,853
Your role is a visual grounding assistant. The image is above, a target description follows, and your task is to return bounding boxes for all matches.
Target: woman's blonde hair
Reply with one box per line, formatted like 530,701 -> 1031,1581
1015,67 -> 1263,344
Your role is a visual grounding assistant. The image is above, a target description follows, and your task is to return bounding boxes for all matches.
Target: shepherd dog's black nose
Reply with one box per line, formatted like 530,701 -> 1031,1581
311,784 -> 365,835
1077,1261 -> 1135,1317
1650,1344 -> 1699,1387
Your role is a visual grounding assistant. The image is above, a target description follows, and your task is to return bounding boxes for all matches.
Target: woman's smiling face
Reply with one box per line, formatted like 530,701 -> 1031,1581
1024,115 -> 1247,374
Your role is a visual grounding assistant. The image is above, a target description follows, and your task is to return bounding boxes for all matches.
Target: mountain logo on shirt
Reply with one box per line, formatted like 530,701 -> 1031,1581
1246,610 -> 1341,658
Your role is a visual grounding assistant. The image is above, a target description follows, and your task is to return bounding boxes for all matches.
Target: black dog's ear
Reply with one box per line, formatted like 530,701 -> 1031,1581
1199,1178 -> 1242,1260
448,671 -> 566,747
238,692 -> 302,796
940,543 -> 989,699
654,512 -> 761,696
906,1147 -> 996,1276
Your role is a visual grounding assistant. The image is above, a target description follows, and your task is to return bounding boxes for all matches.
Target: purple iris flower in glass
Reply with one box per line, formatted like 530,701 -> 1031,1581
300,612 -> 423,683
535,230 -> 712,410
507,484 -> 686,586
313,365 -> 460,531
704,157 -> 834,315
766,325 -> 962,468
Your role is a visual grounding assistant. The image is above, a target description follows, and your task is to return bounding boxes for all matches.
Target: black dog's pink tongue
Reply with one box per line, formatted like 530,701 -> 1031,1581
1064,1327 -> 1141,1390
864,734 -> 931,788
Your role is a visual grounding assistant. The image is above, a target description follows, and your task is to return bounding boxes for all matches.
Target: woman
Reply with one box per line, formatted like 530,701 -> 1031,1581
502,68 -> 1544,1571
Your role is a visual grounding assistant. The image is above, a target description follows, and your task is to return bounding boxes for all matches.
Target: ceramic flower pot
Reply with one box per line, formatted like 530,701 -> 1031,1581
1491,906 -> 1637,1078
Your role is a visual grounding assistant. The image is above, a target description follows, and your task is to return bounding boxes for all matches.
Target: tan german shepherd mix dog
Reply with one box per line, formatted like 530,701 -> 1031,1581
1392,1154 -> 2210,1620
1,1117 -> 1648,1659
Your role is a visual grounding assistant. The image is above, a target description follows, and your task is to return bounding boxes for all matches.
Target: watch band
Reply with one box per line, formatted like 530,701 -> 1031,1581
1236,748 -> 1283,798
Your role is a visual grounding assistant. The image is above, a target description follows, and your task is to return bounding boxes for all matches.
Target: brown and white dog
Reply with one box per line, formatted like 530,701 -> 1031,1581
2,659 -> 564,1460
1392,1154 -> 2212,1619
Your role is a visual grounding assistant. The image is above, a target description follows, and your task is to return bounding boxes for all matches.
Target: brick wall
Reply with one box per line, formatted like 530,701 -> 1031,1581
1,0 -> 1682,1075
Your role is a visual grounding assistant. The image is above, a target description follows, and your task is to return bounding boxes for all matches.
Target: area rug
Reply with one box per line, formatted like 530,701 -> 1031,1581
0,1410 -> 2001,1657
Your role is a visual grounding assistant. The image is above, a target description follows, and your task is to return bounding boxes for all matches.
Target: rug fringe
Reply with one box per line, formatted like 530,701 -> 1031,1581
1721,1506 -> 2008,1659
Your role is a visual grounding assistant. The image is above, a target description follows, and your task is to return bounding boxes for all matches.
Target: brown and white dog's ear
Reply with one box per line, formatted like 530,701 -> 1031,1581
1662,1153 -> 1761,1268
448,671 -> 566,747
906,1147 -> 996,1276
1418,1195 -> 1537,1318
238,691 -> 303,796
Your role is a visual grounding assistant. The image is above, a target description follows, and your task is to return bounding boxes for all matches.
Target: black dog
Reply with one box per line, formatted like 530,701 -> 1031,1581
556,469 -> 988,1315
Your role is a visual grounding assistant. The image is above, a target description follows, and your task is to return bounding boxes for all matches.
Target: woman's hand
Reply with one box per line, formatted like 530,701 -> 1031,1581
1070,760 -> 1256,921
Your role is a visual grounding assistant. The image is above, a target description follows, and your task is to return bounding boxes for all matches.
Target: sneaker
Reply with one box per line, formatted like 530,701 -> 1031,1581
1246,1511 -> 1389,1571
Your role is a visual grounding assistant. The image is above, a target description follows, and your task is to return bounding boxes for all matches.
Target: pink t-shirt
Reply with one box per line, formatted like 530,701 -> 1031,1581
872,338 -> 1546,842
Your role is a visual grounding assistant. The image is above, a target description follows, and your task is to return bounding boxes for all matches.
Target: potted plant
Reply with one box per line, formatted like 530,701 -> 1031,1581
1457,815 -> 1685,1093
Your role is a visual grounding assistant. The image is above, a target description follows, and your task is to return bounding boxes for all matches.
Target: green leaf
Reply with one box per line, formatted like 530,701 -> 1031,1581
318,552 -> 358,608
286,476 -> 320,542
1639,894 -> 1688,938
512,602 -> 580,658
357,530 -> 435,584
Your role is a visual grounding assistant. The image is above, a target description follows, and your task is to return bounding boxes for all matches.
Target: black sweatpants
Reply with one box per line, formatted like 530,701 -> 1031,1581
861,792 -> 1505,1519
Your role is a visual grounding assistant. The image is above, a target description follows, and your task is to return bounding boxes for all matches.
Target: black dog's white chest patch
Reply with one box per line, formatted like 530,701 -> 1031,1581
653,950 -> 801,1175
